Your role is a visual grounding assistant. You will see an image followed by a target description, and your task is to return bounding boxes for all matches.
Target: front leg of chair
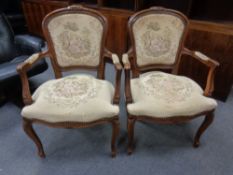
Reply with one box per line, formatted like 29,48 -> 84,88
23,118 -> 46,158
127,116 -> 136,155
193,112 -> 214,147
111,118 -> 120,157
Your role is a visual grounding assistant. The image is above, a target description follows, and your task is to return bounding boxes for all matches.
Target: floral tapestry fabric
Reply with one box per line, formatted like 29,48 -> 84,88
22,74 -> 119,122
133,14 -> 185,66
139,72 -> 193,103
127,71 -> 217,117
39,75 -> 99,108
48,14 -> 103,67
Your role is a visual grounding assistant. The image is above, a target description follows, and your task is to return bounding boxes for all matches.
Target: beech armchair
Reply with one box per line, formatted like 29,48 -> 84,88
17,5 -> 122,158
123,7 -> 220,154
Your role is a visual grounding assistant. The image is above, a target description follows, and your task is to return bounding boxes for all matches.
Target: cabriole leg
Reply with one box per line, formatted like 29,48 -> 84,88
23,118 -> 46,158
193,112 -> 214,147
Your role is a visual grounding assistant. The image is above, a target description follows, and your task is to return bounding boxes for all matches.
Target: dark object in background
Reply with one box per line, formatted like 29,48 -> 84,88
0,0 -> 27,34
142,0 -> 194,16
190,0 -> 233,21
0,13 -> 48,104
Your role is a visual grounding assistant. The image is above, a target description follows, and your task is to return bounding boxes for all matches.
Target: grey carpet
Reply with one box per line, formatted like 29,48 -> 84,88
0,60 -> 232,175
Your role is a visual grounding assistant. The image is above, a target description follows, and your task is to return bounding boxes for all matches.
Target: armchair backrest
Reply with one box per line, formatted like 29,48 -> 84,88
128,7 -> 189,74
42,5 -> 107,78
0,13 -> 18,63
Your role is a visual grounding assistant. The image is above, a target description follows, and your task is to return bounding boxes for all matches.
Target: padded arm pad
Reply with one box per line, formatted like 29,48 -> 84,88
122,53 -> 131,69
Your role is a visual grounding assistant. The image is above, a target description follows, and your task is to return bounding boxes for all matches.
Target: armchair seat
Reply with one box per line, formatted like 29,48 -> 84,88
22,74 -> 119,123
128,71 -> 217,117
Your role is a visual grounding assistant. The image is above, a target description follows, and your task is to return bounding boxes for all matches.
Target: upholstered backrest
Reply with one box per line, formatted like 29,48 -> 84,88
43,6 -> 106,68
129,8 -> 188,67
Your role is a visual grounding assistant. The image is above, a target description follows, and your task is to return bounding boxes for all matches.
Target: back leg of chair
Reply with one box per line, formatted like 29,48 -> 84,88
111,118 -> 120,157
23,118 -> 46,158
193,112 -> 214,147
127,116 -> 136,155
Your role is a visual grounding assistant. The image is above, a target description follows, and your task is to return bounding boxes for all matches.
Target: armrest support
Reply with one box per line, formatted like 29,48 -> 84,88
122,48 -> 133,103
104,48 -> 122,104
17,51 -> 49,105
181,48 -> 220,96
15,35 -> 45,55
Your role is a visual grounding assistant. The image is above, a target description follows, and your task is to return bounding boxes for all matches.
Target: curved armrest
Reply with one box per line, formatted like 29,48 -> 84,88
182,48 -> 219,67
17,51 -> 49,105
122,48 -> 133,103
104,48 -> 122,70
122,53 -> 131,70
181,48 -> 220,96
15,35 -> 45,55
104,48 -> 122,104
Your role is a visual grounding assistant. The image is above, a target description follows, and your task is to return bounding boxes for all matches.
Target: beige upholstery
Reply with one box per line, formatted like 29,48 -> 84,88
47,14 -> 103,67
22,74 -> 119,122
132,14 -> 185,66
127,71 -> 217,117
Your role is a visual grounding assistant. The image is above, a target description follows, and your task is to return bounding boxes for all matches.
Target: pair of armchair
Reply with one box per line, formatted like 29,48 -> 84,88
17,6 -> 219,158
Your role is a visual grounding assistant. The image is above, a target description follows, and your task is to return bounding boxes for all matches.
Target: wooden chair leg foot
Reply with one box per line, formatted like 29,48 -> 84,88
23,118 -> 46,158
193,140 -> 200,148
193,112 -> 214,148
111,151 -> 116,158
127,117 -> 135,155
38,150 -> 46,158
127,148 -> 133,155
0,92 -> 6,106
111,119 -> 119,158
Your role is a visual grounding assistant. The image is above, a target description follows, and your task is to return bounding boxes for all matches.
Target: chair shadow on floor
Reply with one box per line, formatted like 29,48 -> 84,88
32,124 -> 127,160
130,119 -> 204,155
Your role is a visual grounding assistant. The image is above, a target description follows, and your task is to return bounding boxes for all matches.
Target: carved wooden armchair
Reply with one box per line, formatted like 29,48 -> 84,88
123,7 -> 220,154
17,6 -> 122,158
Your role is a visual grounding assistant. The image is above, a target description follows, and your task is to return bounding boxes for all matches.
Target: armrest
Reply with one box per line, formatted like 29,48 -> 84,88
122,53 -> 131,70
122,48 -> 133,103
182,48 -> 219,67
15,35 -> 45,55
104,48 -> 122,70
17,51 -> 49,105
181,48 -> 220,96
104,48 -> 122,104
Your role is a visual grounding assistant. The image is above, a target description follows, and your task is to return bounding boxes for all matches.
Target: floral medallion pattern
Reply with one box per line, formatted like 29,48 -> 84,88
43,76 -> 100,108
139,73 -> 192,103
48,14 -> 103,67
133,14 -> 185,66
58,30 -> 91,59
142,27 -> 171,58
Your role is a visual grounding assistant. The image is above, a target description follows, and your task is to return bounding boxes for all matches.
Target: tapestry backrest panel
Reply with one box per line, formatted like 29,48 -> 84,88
132,14 -> 185,66
47,13 -> 103,67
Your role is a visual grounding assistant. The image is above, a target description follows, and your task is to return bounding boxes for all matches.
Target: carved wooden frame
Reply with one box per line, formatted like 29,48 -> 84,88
17,5 -> 122,158
123,7 -> 220,154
